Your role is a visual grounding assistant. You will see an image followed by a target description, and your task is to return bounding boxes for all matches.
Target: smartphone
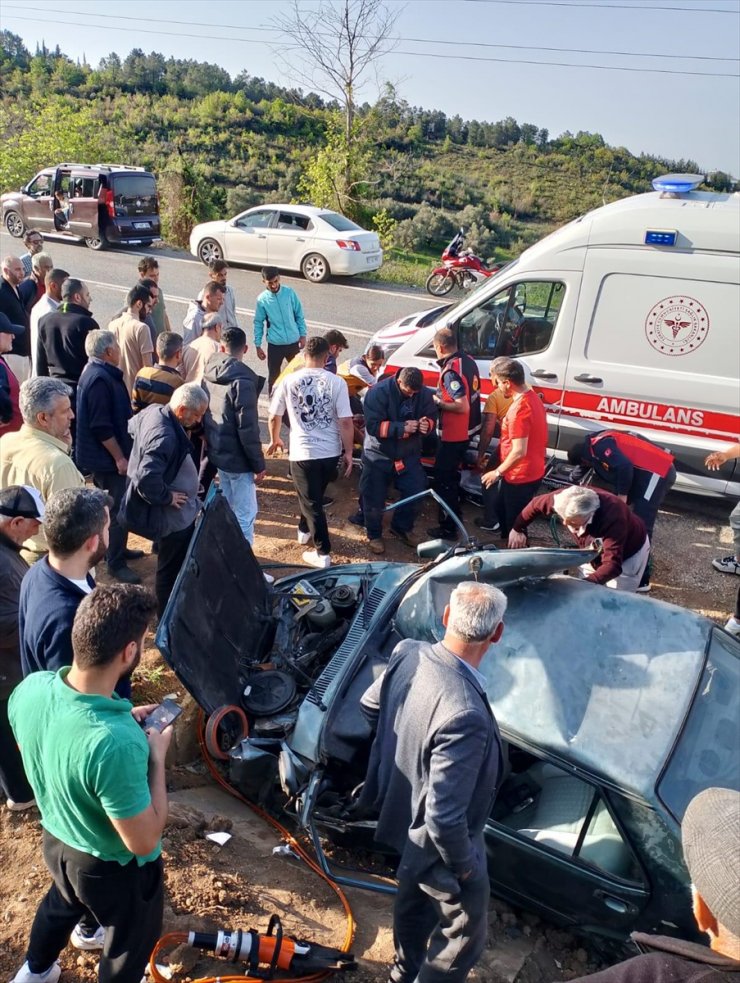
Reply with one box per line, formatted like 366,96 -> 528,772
142,698 -> 183,733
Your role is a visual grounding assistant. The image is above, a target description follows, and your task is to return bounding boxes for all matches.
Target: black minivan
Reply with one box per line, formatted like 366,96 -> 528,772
1,162 -> 161,250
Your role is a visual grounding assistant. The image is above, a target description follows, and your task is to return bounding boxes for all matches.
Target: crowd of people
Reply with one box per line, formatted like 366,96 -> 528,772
0,237 -> 738,982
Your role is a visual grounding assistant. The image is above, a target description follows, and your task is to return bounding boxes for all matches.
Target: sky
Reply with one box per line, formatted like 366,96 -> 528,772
2,0 -> 739,174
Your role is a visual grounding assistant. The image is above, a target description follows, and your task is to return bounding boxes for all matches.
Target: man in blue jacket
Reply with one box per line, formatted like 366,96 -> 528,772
202,327 -> 265,544
253,266 -> 307,393
359,367 -> 437,554
75,330 -> 141,584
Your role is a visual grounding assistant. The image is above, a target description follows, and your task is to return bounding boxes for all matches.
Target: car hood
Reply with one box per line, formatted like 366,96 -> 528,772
155,492 -> 273,714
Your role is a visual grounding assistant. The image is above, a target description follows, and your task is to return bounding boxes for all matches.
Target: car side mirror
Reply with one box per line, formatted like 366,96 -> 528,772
417,538 -> 449,560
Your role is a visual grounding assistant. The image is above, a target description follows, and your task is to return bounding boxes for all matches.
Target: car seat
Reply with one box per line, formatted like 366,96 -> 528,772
514,763 -> 632,877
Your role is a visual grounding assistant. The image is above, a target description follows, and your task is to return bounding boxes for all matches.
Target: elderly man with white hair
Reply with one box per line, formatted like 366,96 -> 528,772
359,581 -> 508,983
509,485 -> 650,591
121,383 -> 209,614
0,377 -> 84,563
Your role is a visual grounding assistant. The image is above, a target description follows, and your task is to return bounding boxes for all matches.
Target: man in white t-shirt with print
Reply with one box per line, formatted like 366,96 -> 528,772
268,336 -> 353,568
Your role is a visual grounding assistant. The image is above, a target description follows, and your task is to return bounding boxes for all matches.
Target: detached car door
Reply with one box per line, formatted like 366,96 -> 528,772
485,753 -> 650,935
224,209 -> 275,265
267,211 -> 315,272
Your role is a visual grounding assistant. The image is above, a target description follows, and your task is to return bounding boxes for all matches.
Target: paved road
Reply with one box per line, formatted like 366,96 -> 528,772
0,231 -> 434,363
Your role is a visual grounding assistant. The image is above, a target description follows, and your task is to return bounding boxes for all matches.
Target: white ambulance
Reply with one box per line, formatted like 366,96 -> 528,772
382,176 -> 740,497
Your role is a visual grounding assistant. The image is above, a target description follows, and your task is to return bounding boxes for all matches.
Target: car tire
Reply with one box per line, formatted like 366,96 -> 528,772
426,271 -> 456,296
4,211 -> 25,238
198,239 -> 223,265
84,235 -> 106,251
301,253 -> 330,283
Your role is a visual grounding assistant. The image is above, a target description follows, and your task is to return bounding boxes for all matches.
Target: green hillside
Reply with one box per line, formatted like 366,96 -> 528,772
1,34 -> 735,284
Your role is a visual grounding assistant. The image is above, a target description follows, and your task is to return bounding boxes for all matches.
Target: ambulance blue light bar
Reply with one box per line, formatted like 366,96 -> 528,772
652,173 -> 705,194
645,229 -> 678,246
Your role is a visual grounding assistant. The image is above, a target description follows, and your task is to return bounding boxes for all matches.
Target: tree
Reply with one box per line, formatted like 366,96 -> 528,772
273,0 -> 399,208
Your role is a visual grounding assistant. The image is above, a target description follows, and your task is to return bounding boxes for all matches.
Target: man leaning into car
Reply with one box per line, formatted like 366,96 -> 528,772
358,581 -> 507,983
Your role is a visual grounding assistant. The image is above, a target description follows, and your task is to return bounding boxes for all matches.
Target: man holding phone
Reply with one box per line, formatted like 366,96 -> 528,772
9,584 -> 172,983
359,367 -> 438,555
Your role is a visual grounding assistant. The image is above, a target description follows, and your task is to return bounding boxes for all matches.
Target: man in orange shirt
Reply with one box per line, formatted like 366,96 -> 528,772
480,357 -> 547,537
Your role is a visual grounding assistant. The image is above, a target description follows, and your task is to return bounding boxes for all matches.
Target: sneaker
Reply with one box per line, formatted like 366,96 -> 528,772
302,549 -> 331,569
70,922 -> 105,950
6,797 -> 36,811
297,529 -> 312,545
474,517 -> 500,532
426,526 -> 456,540
724,617 -> 740,637
368,538 -> 385,555
107,565 -> 141,585
347,511 -> 365,527
322,496 -> 334,508
263,573 -> 275,585
11,962 -> 61,983
635,583 -> 652,594
712,555 -> 740,576
389,528 -> 415,548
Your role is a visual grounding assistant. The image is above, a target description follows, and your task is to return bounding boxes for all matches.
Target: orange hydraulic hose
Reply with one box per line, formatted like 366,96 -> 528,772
147,711 -> 356,983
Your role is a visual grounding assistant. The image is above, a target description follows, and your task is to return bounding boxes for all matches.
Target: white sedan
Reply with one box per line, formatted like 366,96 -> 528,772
189,204 -> 383,283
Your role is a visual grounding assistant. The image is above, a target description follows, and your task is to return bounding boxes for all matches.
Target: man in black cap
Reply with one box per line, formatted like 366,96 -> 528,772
562,787 -> 740,981
0,311 -> 26,436
0,485 -> 44,812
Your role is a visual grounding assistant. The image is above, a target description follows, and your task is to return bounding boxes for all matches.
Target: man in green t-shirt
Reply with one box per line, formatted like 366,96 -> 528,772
9,584 -> 170,983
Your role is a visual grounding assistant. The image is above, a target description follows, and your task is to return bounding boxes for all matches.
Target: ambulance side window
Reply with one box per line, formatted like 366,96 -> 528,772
458,281 -> 565,359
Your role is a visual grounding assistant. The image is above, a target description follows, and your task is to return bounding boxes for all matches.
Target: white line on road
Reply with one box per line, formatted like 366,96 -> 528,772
84,278 -> 375,338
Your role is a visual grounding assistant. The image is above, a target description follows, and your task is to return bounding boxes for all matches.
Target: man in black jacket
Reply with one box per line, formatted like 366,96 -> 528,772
121,384 -> 208,615
202,327 -> 265,544
563,787 -> 739,983
359,366 -> 437,554
0,256 -> 31,383
75,330 -> 141,584
0,485 -> 44,812
36,278 -> 99,409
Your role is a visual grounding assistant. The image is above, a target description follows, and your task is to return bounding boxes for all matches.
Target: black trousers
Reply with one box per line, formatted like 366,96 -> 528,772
390,861 -> 489,983
483,476 -> 542,537
359,456 -> 426,541
433,440 -> 469,530
291,457 -> 338,555
26,831 -> 163,983
629,464 -> 677,539
267,341 -> 300,394
92,470 -> 128,571
0,694 -> 33,803
155,522 -> 194,617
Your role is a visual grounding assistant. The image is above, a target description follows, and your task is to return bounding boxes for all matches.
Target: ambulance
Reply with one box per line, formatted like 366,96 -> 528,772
382,175 -> 740,497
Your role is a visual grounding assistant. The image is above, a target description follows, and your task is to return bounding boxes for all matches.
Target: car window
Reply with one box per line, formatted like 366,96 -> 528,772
27,174 -> 52,197
492,756 -> 643,882
236,210 -> 274,230
456,280 -> 565,359
110,174 -> 157,199
276,212 -> 313,231
320,212 -> 362,232
71,176 -> 97,198
658,629 -> 740,822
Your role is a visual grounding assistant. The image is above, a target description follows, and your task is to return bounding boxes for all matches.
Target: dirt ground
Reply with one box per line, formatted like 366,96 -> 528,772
1,459 -> 736,982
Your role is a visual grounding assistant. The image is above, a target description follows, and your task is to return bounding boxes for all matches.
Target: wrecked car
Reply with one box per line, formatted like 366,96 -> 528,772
156,491 -> 740,946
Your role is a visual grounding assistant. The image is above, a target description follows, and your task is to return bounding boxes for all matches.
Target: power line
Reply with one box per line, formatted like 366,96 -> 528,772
4,4 -> 739,62
460,0 -> 739,12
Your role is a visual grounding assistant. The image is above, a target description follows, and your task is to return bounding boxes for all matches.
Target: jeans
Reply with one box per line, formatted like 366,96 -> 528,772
218,470 -> 258,544
359,456 -> 427,541
267,341 -> 300,394
432,441 -> 468,530
92,470 -> 128,570
155,523 -> 194,617
0,694 -> 34,803
26,831 -> 163,983
291,456 -> 339,555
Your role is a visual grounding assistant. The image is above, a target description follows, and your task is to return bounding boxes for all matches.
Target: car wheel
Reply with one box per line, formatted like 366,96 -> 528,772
84,236 -> 106,251
426,271 -> 455,296
4,211 -> 25,238
302,253 -> 330,283
198,239 -> 223,264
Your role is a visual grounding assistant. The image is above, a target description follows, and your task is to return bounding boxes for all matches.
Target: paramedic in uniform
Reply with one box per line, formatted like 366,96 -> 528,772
428,328 -> 481,539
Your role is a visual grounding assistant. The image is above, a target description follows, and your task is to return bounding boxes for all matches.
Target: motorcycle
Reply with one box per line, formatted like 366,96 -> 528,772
425,229 -> 501,296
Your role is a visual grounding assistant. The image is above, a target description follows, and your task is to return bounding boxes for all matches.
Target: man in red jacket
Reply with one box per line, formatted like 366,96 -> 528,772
509,485 -> 649,591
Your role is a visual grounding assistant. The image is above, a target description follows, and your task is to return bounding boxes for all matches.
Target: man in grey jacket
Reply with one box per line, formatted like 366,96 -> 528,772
360,581 -> 507,983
